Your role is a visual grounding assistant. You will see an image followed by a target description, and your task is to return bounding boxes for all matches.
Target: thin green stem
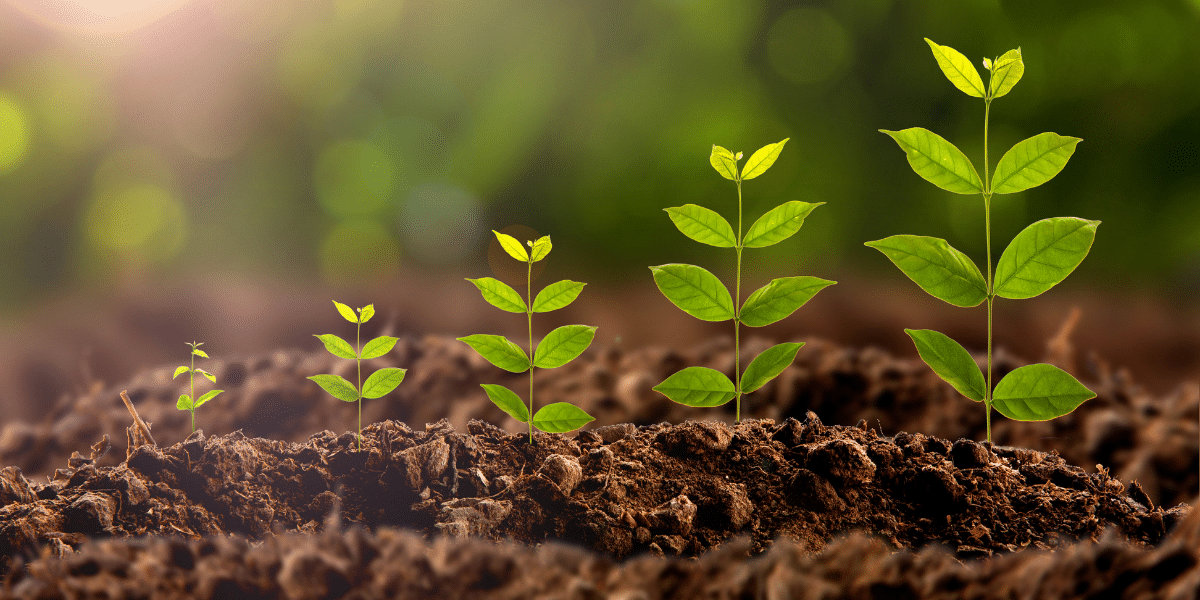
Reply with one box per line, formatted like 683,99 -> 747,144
734,176 -> 743,423
983,96 -> 994,444
527,256 -> 535,444
189,345 -> 196,433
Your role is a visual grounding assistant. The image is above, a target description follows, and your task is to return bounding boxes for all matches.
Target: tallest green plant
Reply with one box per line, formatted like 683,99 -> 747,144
866,39 -> 1099,443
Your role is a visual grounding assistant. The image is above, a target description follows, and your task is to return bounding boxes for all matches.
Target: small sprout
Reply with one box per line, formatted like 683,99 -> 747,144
173,341 -> 224,434
459,229 -> 596,443
652,139 -> 835,421
868,38 -> 1097,443
308,301 -> 406,451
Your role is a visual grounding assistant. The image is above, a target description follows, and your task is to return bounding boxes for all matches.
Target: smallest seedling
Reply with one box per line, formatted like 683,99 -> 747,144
173,341 -> 223,434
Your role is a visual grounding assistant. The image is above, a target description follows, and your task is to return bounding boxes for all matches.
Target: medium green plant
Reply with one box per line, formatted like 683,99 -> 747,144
173,341 -> 223,434
650,139 -> 835,421
866,39 -> 1099,443
459,230 -> 596,443
308,301 -> 406,450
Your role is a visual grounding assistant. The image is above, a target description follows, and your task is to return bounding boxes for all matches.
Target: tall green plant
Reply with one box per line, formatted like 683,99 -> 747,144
651,139 -> 835,421
867,39 -> 1099,443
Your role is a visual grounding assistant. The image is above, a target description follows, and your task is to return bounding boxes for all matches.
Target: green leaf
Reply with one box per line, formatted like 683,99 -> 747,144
740,276 -> 835,327
314,334 -> 358,360
308,374 -> 359,402
653,366 -> 736,407
192,348 -> 210,359
194,369 -> 217,384
743,201 -> 822,249
740,138 -> 788,180
529,236 -> 552,262
864,235 -> 987,307
991,132 -> 1082,195
904,329 -> 985,402
358,304 -> 375,324
468,277 -> 528,313
925,38 -> 985,98
649,264 -> 734,322
988,48 -> 1023,99
195,389 -> 223,408
480,384 -> 529,423
457,334 -> 531,373
333,300 -> 358,324
362,367 -> 406,399
994,217 -> 1099,299
494,230 -> 529,261
664,204 -> 736,248
177,394 -> 192,410
532,280 -> 585,313
881,128 -> 983,194
740,342 -> 804,394
360,335 -> 399,360
173,366 -> 190,379
532,402 -> 595,433
710,145 -> 739,180
992,363 -> 1096,421
534,325 -> 597,369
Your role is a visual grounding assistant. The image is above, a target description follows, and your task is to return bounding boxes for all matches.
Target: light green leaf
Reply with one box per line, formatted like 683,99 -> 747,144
358,304 -> 375,324
533,325 -> 597,369
177,394 -> 192,410
710,145 -> 739,180
881,128 -> 983,194
457,334 -> 531,373
905,329 -> 985,402
988,48 -> 1023,99
532,402 -> 595,433
194,369 -> 217,384
740,138 -> 788,180
740,342 -> 804,394
314,334 -> 358,360
664,204 -> 736,248
740,277 -> 835,327
192,348 -> 210,359
529,236 -> 552,262
649,264 -> 734,322
480,384 -> 529,423
333,300 -> 358,324
864,235 -> 987,307
195,390 -> 223,408
992,363 -> 1096,421
994,217 -> 1099,299
308,374 -> 359,402
494,230 -> 529,261
173,366 -> 190,379
653,366 -> 736,407
991,133 -> 1082,195
360,336 -> 399,360
532,280 -> 585,313
467,277 -> 527,313
743,201 -> 822,249
925,38 -> 985,97
362,367 -> 406,399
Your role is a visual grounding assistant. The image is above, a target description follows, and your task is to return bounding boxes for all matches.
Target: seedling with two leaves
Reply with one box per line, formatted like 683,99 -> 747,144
308,301 -> 406,450
173,341 -> 223,434
867,39 -> 1098,443
459,230 -> 596,443
651,139 -> 835,421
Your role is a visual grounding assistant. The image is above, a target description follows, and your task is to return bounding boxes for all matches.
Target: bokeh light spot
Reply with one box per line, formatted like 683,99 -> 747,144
766,7 -> 852,86
85,183 -> 187,260
398,182 -> 482,266
314,140 -> 395,219
319,220 -> 400,285
0,94 -> 31,173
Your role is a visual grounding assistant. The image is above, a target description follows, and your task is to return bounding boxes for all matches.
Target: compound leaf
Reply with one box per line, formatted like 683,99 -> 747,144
994,217 -> 1099,300
905,329 -> 985,401
468,277 -> 528,313
992,363 -> 1095,421
177,394 -> 192,410
881,128 -> 983,194
664,204 -> 736,248
991,132 -> 1081,195
925,38 -> 985,97
360,335 -> 399,360
864,235 -> 987,307
457,334 -> 531,373
194,369 -> 216,384
362,367 -> 406,399
532,280 -> 585,313
529,236 -> 552,262
480,383 -> 529,423
740,276 -> 835,327
314,334 -> 358,360
740,342 -> 804,394
533,325 -> 597,369
743,201 -> 822,248
532,402 -> 595,433
173,366 -> 190,379
358,304 -> 375,324
494,230 -> 529,262
649,264 -> 734,322
308,374 -> 359,402
989,48 -> 1024,99
710,145 -> 739,180
653,366 -> 736,407
195,389 -> 223,408
333,300 -> 358,324
741,138 -> 788,180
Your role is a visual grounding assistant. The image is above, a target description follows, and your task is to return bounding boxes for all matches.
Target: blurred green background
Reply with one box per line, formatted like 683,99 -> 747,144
0,0 -> 1197,314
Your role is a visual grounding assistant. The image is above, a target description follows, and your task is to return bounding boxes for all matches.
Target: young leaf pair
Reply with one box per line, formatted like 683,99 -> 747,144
651,139 -> 835,421
460,230 -> 595,443
867,39 -> 1098,442
173,341 -> 223,433
308,301 -> 406,450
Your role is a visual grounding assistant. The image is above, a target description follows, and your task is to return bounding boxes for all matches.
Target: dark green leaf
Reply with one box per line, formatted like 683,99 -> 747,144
991,133 -> 1081,195
740,342 -> 804,394
664,204 -> 736,248
710,145 -> 739,180
308,374 -> 359,402
480,384 -> 529,423
880,128 -> 983,194
195,390 -> 223,408
925,38 -> 985,97
740,276 -> 835,327
360,336 -> 399,360
362,367 -> 406,398
533,325 -> 597,369
649,264 -> 734,322
905,329 -> 985,401
864,235 -> 987,307
532,280 -> 585,313
992,364 -> 1096,421
532,402 -> 595,433
457,334 -> 531,373
653,366 -> 736,407
314,334 -> 357,360
994,218 -> 1099,299
740,138 -> 788,180
743,201 -> 822,248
